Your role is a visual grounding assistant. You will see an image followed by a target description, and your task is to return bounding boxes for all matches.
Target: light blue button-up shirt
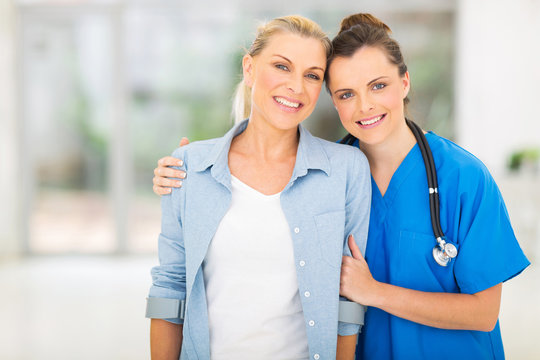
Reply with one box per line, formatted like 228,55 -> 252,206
147,120 -> 371,359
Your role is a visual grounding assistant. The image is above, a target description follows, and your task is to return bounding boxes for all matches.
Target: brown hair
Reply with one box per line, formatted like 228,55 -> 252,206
232,15 -> 332,123
325,13 -> 410,106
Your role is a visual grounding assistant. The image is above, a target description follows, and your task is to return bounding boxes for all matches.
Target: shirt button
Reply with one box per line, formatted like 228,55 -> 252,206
309,320 -> 315,326
294,227 -> 300,234
314,354 -> 320,360
299,260 -> 306,267
304,291 -> 310,298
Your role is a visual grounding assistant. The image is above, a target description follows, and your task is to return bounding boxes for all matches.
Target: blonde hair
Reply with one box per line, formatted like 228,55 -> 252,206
232,15 -> 332,124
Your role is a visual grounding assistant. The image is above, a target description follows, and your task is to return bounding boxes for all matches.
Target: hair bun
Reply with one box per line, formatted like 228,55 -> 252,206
339,13 -> 391,35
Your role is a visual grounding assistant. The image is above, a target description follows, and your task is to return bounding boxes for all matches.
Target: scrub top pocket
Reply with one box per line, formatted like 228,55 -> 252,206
397,230 -> 460,293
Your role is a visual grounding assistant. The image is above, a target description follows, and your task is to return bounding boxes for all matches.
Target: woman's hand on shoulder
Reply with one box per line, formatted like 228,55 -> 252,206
153,137 -> 190,195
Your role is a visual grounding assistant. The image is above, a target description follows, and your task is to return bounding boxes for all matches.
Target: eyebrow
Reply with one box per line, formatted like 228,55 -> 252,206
273,54 -> 325,72
333,88 -> 353,95
333,76 -> 390,95
367,76 -> 389,85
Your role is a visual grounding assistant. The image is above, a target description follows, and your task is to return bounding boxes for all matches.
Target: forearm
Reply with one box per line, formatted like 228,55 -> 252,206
370,282 -> 502,331
150,319 -> 183,360
336,334 -> 357,360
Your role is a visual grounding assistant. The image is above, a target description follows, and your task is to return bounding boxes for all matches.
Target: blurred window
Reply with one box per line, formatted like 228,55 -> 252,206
18,2 -> 454,254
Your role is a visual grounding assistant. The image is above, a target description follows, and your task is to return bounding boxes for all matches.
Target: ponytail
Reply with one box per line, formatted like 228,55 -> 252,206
232,80 -> 252,124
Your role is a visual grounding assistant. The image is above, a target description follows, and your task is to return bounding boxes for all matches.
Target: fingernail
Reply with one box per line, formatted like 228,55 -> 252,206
167,188 -> 172,193
178,160 -> 183,166
176,181 -> 183,186
180,173 -> 186,179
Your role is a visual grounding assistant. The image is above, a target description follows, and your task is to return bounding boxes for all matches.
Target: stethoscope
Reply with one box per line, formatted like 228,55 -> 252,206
339,119 -> 458,266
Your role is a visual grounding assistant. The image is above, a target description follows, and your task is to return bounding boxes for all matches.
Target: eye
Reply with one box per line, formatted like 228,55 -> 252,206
338,92 -> 354,100
372,83 -> 386,90
306,73 -> 321,81
275,64 -> 289,71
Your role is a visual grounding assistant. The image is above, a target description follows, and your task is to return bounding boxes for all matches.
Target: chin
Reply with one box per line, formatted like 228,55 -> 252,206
271,119 -> 302,131
275,114 -> 306,129
344,122 -> 392,147
350,132 -> 387,147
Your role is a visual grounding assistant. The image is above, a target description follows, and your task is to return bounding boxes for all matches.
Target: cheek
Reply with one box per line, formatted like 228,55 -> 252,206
255,69 -> 280,92
380,89 -> 405,111
335,102 -> 352,121
306,83 -> 322,104
334,103 -> 357,132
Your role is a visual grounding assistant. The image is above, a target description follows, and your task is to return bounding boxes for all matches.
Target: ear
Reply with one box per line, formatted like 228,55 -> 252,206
402,71 -> 411,99
242,54 -> 254,88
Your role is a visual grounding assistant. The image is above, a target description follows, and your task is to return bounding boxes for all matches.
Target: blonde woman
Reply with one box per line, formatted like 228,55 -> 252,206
146,16 -> 371,360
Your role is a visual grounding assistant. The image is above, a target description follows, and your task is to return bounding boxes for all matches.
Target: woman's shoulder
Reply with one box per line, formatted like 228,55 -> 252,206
170,137 -> 222,164
297,126 -> 369,172
172,122 -> 247,164
312,137 -> 370,184
427,132 -> 495,186
315,136 -> 367,161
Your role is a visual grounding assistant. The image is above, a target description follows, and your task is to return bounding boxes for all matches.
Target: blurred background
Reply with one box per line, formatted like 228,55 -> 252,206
0,0 -> 538,358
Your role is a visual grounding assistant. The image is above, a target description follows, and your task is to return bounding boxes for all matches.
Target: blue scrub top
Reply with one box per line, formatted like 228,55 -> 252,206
350,132 -> 530,360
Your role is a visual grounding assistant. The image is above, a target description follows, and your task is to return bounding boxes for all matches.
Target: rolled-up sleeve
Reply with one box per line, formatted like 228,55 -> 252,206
146,169 -> 187,324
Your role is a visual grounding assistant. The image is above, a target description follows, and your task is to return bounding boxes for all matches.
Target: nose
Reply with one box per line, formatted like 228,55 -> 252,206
358,93 -> 374,113
287,74 -> 304,94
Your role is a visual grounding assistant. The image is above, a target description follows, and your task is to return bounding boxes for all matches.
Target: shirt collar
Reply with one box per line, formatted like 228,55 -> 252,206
192,119 -> 331,184
192,120 -> 248,174
293,123 -> 331,179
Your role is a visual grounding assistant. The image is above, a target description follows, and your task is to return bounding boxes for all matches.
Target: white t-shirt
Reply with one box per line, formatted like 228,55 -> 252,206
202,175 -> 309,360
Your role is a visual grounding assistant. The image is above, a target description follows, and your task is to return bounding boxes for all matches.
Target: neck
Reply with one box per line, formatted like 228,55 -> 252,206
231,118 -> 299,161
359,120 -> 417,195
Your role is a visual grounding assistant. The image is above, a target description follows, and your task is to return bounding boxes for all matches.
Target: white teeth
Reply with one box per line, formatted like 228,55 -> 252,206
360,115 -> 383,125
275,97 -> 300,108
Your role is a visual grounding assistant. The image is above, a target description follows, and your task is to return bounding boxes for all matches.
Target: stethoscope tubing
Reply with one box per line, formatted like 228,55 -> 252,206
406,119 -> 444,240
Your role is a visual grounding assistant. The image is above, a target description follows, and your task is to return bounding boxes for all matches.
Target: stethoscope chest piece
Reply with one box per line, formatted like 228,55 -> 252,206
432,239 -> 458,266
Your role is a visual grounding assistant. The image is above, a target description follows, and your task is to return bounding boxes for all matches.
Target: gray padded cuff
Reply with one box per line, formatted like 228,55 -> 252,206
146,297 -> 185,320
338,300 -> 365,325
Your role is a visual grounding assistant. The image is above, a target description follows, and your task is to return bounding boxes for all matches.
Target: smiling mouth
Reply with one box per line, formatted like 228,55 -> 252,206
356,114 -> 386,126
274,96 -> 302,109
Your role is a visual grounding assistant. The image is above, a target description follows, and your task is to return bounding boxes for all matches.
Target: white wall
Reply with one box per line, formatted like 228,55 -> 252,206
0,0 -> 21,258
456,0 -> 540,177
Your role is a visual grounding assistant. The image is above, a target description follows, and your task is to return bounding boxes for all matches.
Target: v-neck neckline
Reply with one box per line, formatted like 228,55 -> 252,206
371,140 -> 424,210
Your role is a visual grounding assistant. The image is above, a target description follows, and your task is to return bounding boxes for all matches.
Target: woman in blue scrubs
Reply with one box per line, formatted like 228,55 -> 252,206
152,13 -> 530,359
328,14 -> 529,359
